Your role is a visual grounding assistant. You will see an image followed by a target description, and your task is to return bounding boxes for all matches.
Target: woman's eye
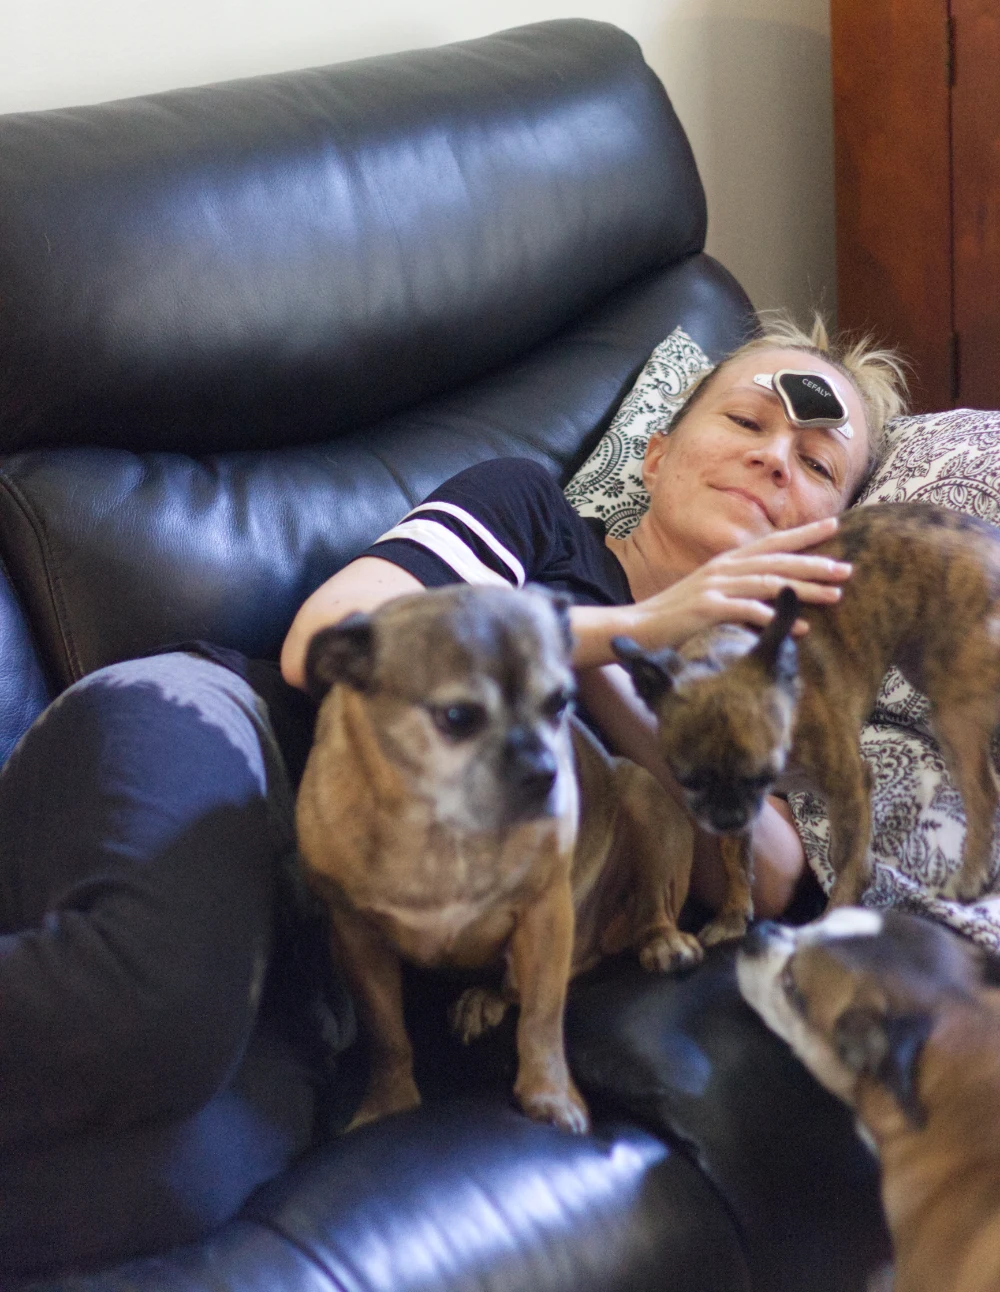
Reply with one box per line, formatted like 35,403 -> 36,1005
431,703 -> 487,740
728,414 -> 761,431
804,456 -> 834,481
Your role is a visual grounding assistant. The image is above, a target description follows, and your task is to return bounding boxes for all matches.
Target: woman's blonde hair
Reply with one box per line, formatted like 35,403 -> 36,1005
669,312 -> 910,496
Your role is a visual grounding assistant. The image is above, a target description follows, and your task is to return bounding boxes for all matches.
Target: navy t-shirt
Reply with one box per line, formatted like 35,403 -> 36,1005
362,457 -> 633,607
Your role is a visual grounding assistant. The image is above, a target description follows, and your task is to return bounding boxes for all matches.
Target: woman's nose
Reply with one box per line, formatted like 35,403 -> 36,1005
747,432 -> 793,483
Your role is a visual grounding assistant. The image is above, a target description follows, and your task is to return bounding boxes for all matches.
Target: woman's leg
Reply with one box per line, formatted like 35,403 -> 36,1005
0,653 -> 321,1274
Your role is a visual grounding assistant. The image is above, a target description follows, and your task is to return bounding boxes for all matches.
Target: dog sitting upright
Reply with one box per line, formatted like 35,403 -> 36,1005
296,583 -> 701,1134
737,908 -> 1000,1292
613,501 -> 1000,935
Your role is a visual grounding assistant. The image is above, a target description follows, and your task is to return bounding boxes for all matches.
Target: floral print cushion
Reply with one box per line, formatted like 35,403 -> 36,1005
563,327 -> 711,538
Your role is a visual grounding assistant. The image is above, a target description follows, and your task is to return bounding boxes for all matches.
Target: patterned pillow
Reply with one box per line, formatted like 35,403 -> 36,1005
787,408 -> 1000,952
563,327 -> 711,538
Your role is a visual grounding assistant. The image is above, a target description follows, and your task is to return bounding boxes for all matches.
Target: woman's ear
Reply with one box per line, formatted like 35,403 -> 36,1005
641,429 -> 672,493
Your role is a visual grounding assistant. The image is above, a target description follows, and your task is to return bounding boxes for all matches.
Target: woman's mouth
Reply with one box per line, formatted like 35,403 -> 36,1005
717,487 -> 773,524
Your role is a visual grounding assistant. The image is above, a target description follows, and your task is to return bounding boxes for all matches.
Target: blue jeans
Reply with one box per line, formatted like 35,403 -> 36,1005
0,653 -> 331,1278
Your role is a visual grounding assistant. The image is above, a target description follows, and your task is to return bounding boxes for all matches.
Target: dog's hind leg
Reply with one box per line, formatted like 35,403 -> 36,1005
450,983 -> 515,1043
933,701 -> 1000,903
823,746 -> 875,908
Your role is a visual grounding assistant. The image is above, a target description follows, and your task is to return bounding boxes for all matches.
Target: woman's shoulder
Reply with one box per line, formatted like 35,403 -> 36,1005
423,456 -> 576,529
434,455 -> 561,499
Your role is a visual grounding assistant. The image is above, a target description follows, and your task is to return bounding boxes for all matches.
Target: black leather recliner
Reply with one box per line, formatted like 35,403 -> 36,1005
0,20 -> 890,1289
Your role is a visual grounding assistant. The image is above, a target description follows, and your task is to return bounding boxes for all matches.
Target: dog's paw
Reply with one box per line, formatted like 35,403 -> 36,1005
940,869 -> 985,904
449,986 -> 510,1044
517,1083 -> 590,1135
698,912 -> 749,947
639,929 -> 704,973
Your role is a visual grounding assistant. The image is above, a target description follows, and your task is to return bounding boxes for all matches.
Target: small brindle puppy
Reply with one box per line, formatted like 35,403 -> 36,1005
614,502 -> 1000,937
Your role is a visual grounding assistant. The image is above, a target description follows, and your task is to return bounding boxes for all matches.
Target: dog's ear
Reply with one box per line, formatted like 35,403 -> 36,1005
833,1003 -> 931,1128
752,586 -> 799,685
611,637 -> 682,710
304,614 -> 377,702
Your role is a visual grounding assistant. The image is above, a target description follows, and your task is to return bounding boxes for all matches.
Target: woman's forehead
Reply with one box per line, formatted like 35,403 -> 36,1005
716,348 -> 848,392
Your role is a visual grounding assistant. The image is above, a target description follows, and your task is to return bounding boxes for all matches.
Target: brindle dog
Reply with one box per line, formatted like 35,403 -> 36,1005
614,502 -> 1000,939
297,583 -> 700,1134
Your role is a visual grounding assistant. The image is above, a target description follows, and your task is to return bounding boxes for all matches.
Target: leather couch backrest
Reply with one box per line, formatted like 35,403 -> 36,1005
0,21 -> 753,706
0,20 -> 705,456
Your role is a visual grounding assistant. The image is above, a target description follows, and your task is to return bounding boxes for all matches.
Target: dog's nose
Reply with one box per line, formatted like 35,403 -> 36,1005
742,920 -> 781,957
503,727 -> 558,802
709,807 -> 749,833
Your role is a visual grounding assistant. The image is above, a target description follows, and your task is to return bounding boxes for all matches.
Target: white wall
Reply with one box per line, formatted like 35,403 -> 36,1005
0,0 -> 836,324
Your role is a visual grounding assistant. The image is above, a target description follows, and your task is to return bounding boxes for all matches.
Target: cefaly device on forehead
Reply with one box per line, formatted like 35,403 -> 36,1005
752,370 -> 854,439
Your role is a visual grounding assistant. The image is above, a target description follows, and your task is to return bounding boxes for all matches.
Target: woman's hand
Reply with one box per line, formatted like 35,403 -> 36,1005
626,514 -> 850,650
570,515 -> 850,667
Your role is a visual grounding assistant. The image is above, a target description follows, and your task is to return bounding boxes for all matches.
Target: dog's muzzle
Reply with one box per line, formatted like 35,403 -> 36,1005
704,805 -> 752,833
502,726 -> 558,812
687,782 -> 767,836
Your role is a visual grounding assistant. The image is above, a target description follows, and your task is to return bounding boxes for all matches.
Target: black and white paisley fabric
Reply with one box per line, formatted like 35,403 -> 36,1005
563,327 -> 711,537
787,408 -> 1000,952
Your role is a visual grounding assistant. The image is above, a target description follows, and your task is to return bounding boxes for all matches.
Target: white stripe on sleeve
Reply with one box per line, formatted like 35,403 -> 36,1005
371,518 -> 515,587
407,502 -> 526,586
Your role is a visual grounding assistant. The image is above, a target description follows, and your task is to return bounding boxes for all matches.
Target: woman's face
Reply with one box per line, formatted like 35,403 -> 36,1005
641,347 -> 871,569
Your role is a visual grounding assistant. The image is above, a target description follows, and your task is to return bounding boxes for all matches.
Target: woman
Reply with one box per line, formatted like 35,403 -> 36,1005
281,317 -> 908,918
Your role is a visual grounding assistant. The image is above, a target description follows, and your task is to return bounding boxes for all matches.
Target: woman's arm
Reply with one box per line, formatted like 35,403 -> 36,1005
280,556 -> 426,689
577,663 -> 805,918
570,515 -> 851,668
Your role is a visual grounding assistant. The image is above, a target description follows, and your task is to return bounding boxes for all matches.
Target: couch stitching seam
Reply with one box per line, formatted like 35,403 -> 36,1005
0,472 -> 84,684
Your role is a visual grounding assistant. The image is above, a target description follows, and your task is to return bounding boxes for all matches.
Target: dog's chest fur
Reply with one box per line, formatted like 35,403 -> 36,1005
297,685 -> 577,968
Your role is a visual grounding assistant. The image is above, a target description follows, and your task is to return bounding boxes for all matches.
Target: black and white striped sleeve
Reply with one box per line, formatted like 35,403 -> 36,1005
361,458 -> 561,589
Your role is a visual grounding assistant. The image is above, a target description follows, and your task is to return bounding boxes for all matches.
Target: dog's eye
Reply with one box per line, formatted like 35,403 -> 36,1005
431,703 -> 488,741
541,688 -> 573,723
676,772 -> 710,793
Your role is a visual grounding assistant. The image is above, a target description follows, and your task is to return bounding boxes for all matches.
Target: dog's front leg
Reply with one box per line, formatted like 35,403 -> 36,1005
698,834 -> 755,946
326,897 -> 421,1130
509,875 -> 589,1134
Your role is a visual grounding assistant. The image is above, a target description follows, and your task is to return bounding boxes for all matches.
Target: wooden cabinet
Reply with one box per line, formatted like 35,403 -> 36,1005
832,0 -> 1000,412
